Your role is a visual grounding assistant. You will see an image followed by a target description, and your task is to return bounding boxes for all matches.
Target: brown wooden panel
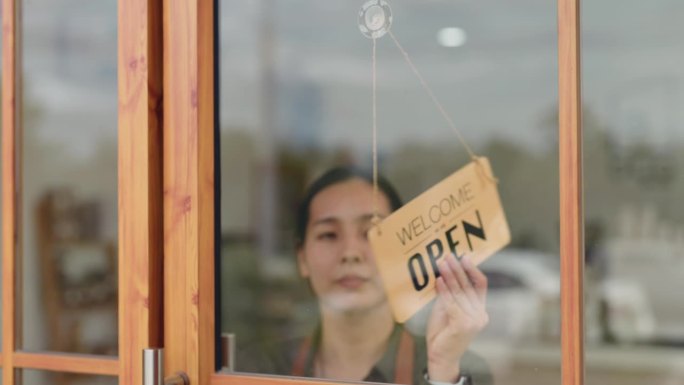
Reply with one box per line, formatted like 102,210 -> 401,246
2,0 -> 19,381
164,0 -> 215,384
197,0 -> 218,383
118,0 -> 164,383
558,1 -> 584,385
13,352 -> 118,376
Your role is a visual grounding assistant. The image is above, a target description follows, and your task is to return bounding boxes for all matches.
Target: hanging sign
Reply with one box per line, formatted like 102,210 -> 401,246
368,157 -> 510,323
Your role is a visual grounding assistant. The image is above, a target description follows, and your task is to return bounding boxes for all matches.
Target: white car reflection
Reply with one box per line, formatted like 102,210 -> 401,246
479,248 -> 659,345
591,278 -> 655,344
478,249 -> 561,343
601,237 -> 684,345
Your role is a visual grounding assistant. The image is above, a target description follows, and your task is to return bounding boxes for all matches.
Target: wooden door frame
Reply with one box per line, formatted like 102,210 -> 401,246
164,1 -> 585,385
558,1 -> 584,385
1,0 -> 164,383
162,0 -> 217,385
118,0 -> 164,383
2,1 -> 21,383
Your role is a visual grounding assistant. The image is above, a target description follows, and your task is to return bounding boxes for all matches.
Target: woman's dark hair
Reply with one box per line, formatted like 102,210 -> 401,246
295,167 -> 403,247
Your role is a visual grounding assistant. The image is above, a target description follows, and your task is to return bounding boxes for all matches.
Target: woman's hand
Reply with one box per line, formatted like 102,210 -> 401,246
425,255 -> 489,383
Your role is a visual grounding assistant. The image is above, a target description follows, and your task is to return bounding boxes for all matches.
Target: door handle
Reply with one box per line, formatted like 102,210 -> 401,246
143,348 -> 190,385
221,333 -> 236,372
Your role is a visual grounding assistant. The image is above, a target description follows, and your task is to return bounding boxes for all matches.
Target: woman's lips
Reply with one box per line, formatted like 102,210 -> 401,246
336,275 -> 367,289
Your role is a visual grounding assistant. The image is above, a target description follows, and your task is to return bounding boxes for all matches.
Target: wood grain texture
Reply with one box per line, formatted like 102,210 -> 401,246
164,0 -> 215,384
118,0 -> 164,383
197,1 -> 218,383
2,0 -> 18,381
13,352 -> 119,376
558,1 -> 585,385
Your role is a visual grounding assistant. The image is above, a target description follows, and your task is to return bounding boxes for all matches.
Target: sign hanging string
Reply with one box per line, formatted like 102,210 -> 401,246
372,37 -> 381,223
386,30 -> 479,161
370,29 -> 500,223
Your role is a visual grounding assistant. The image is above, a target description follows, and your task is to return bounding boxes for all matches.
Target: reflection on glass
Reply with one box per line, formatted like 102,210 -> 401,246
220,0 -> 559,383
22,369 -> 117,385
583,1 -> 684,384
21,0 -> 118,355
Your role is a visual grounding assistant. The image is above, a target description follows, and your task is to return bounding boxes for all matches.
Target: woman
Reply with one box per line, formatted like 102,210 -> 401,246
244,167 -> 492,385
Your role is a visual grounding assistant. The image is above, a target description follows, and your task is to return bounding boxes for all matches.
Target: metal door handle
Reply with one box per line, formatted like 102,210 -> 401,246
143,348 -> 189,385
221,333 -> 236,372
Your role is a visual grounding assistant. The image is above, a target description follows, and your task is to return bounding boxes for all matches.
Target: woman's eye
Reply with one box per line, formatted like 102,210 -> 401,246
317,232 -> 337,241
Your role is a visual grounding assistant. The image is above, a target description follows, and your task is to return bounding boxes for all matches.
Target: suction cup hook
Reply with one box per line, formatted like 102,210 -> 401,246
358,0 -> 392,39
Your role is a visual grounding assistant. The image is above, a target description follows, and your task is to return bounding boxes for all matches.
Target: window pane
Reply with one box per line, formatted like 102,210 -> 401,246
219,1 -> 560,383
21,0 -> 118,355
583,1 -> 684,384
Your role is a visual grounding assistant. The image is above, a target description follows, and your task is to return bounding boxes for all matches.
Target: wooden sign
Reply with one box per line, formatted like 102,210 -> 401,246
369,157 -> 510,322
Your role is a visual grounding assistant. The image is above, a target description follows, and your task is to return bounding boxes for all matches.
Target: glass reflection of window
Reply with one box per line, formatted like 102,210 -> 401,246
20,0 -> 118,367
583,1 -> 684,384
220,1 -> 560,383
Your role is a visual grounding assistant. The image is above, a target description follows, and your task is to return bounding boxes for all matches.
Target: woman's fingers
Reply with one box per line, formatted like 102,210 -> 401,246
462,256 -> 488,304
435,276 -> 452,303
437,258 -> 476,313
446,254 -> 480,309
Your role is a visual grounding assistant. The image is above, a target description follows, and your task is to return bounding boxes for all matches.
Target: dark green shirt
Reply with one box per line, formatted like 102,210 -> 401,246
238,324 -> 493,385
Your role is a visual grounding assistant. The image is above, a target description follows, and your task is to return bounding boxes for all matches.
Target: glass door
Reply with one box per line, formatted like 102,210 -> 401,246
582,1 -> 684,384
162,1 -> 584,385
1,0 -> 163,383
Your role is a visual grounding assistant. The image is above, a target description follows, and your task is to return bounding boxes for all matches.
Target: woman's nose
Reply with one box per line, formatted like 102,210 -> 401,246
341,253 -> 363,264
341,235 -> 365,263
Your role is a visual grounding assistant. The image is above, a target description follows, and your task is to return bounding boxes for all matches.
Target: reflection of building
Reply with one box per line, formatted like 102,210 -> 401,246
279,79 -> 323,150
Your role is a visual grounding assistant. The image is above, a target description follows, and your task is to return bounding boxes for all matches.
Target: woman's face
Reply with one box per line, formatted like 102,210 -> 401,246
298,178 -> 392,314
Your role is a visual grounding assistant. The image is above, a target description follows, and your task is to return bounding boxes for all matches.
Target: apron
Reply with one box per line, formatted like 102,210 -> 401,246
291,329 -> 415,384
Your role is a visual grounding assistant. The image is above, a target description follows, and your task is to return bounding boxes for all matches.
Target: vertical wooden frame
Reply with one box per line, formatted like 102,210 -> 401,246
119,0 -> 164,383
558,1 -> 584,385
2,0 -> 19,382
163,0 -> 216,384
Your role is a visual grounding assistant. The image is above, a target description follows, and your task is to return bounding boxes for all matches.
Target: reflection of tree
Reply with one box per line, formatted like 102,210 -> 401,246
486,138 -> 560,252
541,104 -> 684,230
610,142 -> 675,186
219,129 -> 355,351
581,106 -> 684,227
381,138 -> 561,254
221,126 -> 564,256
